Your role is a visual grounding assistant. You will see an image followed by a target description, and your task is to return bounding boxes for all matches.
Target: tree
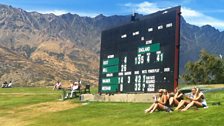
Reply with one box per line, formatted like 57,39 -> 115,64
182,49 -> 224,84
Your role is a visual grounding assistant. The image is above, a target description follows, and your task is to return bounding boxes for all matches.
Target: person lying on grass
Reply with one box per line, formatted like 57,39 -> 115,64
181,88 -> 208,111
169,87 -> 184,107
145,89 -> 172,113
175,87 -> 196,111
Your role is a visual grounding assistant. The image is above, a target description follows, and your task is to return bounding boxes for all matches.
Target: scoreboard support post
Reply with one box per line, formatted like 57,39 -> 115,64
174,7 -> 181,92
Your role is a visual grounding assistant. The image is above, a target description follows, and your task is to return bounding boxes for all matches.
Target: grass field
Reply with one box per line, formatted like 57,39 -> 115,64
0,86 -> 224,126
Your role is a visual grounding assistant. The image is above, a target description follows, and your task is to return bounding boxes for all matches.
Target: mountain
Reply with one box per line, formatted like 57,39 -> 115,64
0,4 -> 223,86
180,18 -> 224,72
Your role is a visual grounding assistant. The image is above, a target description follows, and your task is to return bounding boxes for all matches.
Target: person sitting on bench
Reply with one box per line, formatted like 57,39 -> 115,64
65,82 -> 79,98
7,81 -> 13,88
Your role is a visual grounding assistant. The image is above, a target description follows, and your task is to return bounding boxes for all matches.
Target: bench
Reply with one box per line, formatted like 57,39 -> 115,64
62,84 -> 91,100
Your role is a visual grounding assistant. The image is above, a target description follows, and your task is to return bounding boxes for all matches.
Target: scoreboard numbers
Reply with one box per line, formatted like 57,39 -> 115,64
99,6 -> 180,93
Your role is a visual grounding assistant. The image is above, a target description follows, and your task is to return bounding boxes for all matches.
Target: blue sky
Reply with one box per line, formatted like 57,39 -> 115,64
0,0 -> 224,31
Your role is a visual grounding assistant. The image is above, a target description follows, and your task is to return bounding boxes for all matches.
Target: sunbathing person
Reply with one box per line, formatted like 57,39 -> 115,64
169,87 -> 183,106
181,88 -> 207,111
145,89 -> 172,113
145,89 -> 163,113
175,87 -> 196,111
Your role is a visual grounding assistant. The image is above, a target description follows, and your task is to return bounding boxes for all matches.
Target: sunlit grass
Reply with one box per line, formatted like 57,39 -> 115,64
0,87 -> 223,126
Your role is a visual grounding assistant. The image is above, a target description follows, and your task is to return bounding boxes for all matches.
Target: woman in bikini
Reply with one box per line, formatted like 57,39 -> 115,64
181,88 -> 207,111
145,89 -> 172,113
169,87 -> 184,106
175,87 -> 196,111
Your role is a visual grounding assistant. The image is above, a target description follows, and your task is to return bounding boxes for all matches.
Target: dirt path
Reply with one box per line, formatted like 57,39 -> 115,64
0,101 -> 80,126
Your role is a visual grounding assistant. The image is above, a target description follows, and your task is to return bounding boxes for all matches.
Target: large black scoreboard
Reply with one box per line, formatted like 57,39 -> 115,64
99,6 -> 181,93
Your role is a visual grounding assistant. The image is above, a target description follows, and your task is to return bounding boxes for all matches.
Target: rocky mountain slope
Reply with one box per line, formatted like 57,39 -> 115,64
0,4 -> 223,86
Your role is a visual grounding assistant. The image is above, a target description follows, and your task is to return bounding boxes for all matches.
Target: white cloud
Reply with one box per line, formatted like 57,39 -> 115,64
123,1 -> 224,31
181,7 -> 201,17
124,2 -> 160,14
182,7 -> 224,30
28,9 -> 99,17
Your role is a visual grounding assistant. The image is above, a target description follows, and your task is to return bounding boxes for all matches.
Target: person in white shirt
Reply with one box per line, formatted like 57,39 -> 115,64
53,81 -> 62,90
7,81 -> 12,88
70,82 -> 79,98
65,82 -> 79,98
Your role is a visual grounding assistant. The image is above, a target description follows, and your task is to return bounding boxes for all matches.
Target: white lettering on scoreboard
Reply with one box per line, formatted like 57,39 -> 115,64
134,71 -> 139,75
107,55 -> 114,59
102,78 -> 110,83
133,31 -> 139,36
164,67 -> 170,72
121,34 -> 127,38
124,71 -> 132,75
148,28 -> 153,32
146,75 -> 155,91
146,40 -> 152,44
118,72 -> 123,76
120,84 -> 123,91
148,84 -> 155,91
166,23 -> 173,28
103,68 -> 107,73
142,70 -> 147,74
102,86 -> 111,91
103,60 -> 108,65
106,73 -> 113,77
148,69 -> 160,73
158,25 -> 163,30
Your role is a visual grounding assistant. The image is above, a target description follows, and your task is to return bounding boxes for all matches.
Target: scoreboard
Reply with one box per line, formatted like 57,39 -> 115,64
99,6 -> 181,93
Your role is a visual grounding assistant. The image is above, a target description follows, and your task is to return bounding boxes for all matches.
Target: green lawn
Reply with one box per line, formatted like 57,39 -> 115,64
0,88 -> 61,115
0,87 -> 224,126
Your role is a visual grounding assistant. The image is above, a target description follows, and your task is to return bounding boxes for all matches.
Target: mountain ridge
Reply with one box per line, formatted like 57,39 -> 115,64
0,4 -> 223,86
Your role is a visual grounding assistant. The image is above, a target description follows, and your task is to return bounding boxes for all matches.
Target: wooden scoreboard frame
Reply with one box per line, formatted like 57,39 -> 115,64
174,7 -> 181,91
99,6 -> 181,94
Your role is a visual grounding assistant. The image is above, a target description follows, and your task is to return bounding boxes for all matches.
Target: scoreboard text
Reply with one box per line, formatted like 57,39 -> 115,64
99,6 -> 180,93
